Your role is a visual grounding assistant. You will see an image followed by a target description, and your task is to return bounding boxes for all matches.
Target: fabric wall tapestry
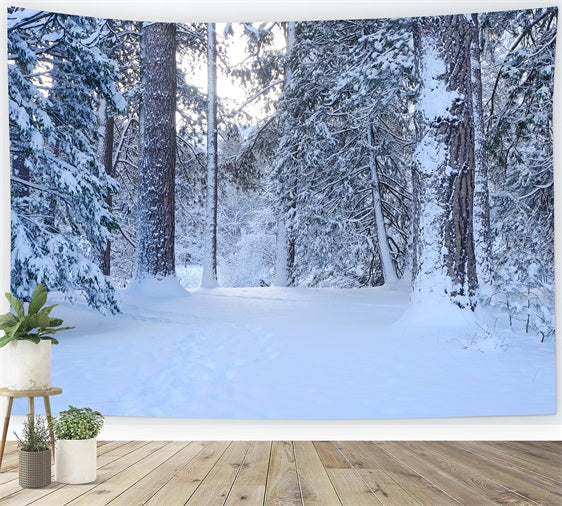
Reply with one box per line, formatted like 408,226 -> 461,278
6,6 -> 557,418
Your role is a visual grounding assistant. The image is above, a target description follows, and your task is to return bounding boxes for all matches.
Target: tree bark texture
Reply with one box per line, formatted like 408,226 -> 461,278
368,126 -> 398,285
412,15 -> 478,308
274,21 -> 297,287
135,22 -> 177,279
201,22 -> 219,288
470,13 -> 493,288
100,112 -> 114,276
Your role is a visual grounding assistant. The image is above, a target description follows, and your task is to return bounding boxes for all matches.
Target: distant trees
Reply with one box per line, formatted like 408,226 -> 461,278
271,19 -> 412,287
411,15 -> 478,308
7,7 -> 555,333
134,22 -> 177,280
484,8 -> 557,336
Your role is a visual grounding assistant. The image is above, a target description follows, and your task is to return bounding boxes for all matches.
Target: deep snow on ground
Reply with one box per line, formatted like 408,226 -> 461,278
15,280 -> 556,419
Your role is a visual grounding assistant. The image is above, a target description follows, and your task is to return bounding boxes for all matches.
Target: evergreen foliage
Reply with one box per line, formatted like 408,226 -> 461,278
6,8 -> 556,341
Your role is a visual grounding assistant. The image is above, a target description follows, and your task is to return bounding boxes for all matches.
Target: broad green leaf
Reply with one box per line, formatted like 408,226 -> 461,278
42,337 -> 59,344
28,284 -> 48,315
5,292 -> 24,318
0,334 -> 17,347
47,326 -> 75,334
0,320 -> 22,345
37,304 -> 57,317
0,319 -> 19,332
22,312 -> 50,331
48,318 -> 63,327
37,326 -> 73,338
0,313 -> 17,326
26,335 -> 41,344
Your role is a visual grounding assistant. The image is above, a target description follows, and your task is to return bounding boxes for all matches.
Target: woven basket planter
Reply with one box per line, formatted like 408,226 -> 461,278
19,449 -> 51,488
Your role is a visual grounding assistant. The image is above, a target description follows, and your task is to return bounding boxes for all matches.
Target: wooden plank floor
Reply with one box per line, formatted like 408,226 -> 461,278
0,441 -> 560,505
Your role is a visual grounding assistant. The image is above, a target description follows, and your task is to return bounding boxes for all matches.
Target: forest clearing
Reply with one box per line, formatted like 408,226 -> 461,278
7,7 -> 556,417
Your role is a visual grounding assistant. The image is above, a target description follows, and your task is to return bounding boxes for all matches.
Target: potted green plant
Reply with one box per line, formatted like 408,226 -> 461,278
54,406 -> 104,484
0,284 -> 73,390
15,415 -> 52,488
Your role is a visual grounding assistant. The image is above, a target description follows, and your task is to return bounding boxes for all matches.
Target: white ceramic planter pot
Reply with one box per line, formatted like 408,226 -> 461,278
55,438 -> 97,484
6,340 -> 52,391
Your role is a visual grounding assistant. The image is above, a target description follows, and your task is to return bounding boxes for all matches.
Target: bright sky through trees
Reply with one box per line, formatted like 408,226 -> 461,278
182,22 -> 286,124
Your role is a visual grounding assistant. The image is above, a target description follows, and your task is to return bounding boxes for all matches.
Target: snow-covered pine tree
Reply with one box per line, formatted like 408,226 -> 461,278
271,19 -> 413,287
201,22 -> 219,288
411,14 -> 478,309
8,10 -> 125,312
484,8 -> 557,337
273,21 -> 296,287
135,22 -> 177,280
326,18 -> 414,285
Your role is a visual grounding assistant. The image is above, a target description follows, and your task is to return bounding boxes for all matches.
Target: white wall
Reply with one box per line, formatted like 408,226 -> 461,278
1,0 -> 560,440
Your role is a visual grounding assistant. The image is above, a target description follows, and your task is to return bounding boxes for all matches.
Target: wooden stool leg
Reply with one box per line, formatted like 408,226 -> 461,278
0,397 -> 14,471
43,396 -> 55,461
28,396 -> 35,429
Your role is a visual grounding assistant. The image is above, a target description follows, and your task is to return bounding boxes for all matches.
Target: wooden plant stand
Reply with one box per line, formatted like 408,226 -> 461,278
0,387 -> 62,470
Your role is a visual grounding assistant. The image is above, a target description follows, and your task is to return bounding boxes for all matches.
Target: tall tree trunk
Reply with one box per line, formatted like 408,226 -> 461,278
470,13 -> 492,288
135,22 -> 176,279
368,126 -> 398,285
273,215 -> 288,286
412,15 -> 478,309
273,21 -> 296,287
12,152 -> 29,198
201,22 -> 219,288
97,99 -> 114,276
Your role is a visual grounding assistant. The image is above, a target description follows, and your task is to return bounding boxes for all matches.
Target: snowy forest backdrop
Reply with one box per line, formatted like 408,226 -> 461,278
5,7 -> 557,418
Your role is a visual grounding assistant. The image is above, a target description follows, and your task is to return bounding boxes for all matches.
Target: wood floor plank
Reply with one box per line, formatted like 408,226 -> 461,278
0,441 -> 559,505
402,441 -> 536,505
0,445 -> 19,473
69,442 -> 186,505
335,441 -> 451,505
145,441 -> 230,506
108,441 -> 207,506
355,469 -> 421,506
380,441 -> 499,505
500,441 -> 562,467
330,441 -> 419,506
264,441 -> 303,505
356,442 -> 462,505
339,442 -> 424,506
293,441 -> 341,505
313,441 -> 351,469
0,471 -> 17,488
454,442 -> 562,491
224,441 -> 271,506
429,442 -> 562,505
0,441 -> 148,505
325,469 -> 380,505
185,441 -> 251,505
465,442 -> 562,484
29,441 -> 164,506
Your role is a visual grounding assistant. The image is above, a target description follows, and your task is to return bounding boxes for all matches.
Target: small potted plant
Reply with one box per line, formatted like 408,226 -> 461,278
15,415 -> 52,488
54,406 -> 104,484
0,284 -> 74,390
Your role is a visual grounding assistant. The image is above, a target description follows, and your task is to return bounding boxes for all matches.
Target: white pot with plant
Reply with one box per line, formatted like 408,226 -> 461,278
54,406 -> 104,484
0,284 -> 73,391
